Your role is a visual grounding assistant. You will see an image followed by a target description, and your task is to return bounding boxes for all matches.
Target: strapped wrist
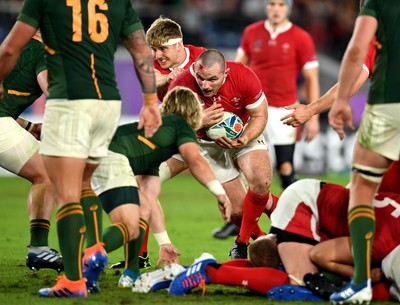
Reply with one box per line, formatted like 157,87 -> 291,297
153,231 -> 171,246
143,93 -> 158,106
206,180 -> 226,197
22,120 -> 34,132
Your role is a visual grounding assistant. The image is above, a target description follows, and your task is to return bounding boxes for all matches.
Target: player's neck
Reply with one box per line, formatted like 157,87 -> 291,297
171,46 -> 188,70
268,19 -> 290,31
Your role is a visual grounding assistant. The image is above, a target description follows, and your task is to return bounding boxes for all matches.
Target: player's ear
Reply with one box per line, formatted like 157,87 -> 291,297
224,68 -> 230,77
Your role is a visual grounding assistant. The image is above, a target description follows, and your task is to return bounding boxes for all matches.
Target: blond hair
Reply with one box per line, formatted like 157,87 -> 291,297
146,16 -> 183,47
160,87 -> 203,131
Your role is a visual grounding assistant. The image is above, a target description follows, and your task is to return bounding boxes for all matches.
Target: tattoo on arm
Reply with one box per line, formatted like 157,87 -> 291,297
123,31 -> 153,73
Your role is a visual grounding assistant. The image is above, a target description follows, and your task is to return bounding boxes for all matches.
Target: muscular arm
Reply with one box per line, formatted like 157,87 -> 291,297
123,29 -> 161,137
136,175 -> 180,266
123,29 -> 156,95
282,69 -> 369,127
155,69 -> 169,95
239,99 -> 268,145
234,48 -> 249,65
301,66 -> 320,142
0,21 -> 37,81
329,16 -> 377,139
179,142 -> 231,221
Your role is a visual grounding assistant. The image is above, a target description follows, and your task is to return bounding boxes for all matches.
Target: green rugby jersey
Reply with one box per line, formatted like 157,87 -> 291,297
18,0 -> 143,100
361,0 -> 400,104
0,38 -> 45,119
109,114 -> 198,176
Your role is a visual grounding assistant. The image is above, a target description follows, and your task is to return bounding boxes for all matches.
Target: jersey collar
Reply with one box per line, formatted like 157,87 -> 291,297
264,20 -> 293,40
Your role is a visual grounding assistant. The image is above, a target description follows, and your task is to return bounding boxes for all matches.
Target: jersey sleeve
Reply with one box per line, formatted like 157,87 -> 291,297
120,0 -> 144,38
361,0 -> 378,18
296,30 -> 318,70
238,64 -> 265,109
18,0 -> 42,29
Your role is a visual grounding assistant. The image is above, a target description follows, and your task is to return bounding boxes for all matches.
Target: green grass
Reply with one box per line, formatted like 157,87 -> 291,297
0,172 -> 390,305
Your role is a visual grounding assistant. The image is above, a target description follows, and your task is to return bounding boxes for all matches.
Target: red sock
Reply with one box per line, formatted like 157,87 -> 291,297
206,264 -> 289,294
264,194 -> 279,216
372,281 -> 391,301
236,189 -> 269,244
251,225 -> 266,240
139,227 -> 150,256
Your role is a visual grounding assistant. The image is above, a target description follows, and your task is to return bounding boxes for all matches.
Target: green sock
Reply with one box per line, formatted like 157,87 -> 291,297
56,202 -> 86,280
81,189 -> 103,247
29,219 -> 50,247
103,223 -> 130,253
125,219 -> 147,273
348,205 -> 375,286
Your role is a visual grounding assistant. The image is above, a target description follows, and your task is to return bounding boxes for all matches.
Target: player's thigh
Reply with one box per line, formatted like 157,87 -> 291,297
92,150 -> 137,196
278,241 -> 318,281
40,99 -> 121,159
234,135 -> 271,190
357,103 -> 400,162
0,117 -> 38,175
199,141 -> 239,183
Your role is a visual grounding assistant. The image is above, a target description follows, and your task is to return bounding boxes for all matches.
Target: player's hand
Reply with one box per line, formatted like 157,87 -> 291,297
202,103 -> 224,128
281,104 -> 312,127
328,99 -> 354,140
30,122 -> 42,140
215,135 -> 249,149
216,194 -> 231,222
302,115 -> 320,142
166,68 -> 184,84
138,103 -> 162,138
157,244 -> 180,267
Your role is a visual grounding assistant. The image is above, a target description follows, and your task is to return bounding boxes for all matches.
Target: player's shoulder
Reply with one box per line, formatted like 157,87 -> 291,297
244,20 -> 265,32
290,23 -> 313,38
226,60 -> 248,71
227,61 -> 256,78
184,44 -> 206,54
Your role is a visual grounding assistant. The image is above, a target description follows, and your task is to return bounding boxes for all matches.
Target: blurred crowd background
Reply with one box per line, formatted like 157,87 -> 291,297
0,0 -> 364,175
0,0 -> 360,59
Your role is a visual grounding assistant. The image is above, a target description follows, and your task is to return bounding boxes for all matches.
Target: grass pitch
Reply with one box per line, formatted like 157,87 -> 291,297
0,172 -> 391,305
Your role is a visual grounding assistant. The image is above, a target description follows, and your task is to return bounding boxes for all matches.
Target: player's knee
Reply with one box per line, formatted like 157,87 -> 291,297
352,163 -> 387,183
309,246 -> 322,265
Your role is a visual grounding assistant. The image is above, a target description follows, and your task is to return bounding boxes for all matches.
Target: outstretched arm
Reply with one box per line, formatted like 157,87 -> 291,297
301,67 -> 320,142
179,142 -> 232,222
281,68 -> 369,127
136,175 -> 180,267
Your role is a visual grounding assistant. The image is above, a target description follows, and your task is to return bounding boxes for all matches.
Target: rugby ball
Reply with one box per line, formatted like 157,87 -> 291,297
206,112 -> 244,140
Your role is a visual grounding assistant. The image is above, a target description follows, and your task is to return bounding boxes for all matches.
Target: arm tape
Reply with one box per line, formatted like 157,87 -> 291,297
154,231 -> 171,246
206,180 -> 226,197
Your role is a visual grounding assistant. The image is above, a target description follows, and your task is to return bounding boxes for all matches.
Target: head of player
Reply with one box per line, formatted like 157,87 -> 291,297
146,16 -> 185,70
160,86 -> 203,131
192,49 -> 229,98
249,234 -> 280,269
265,0 -> 292,28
